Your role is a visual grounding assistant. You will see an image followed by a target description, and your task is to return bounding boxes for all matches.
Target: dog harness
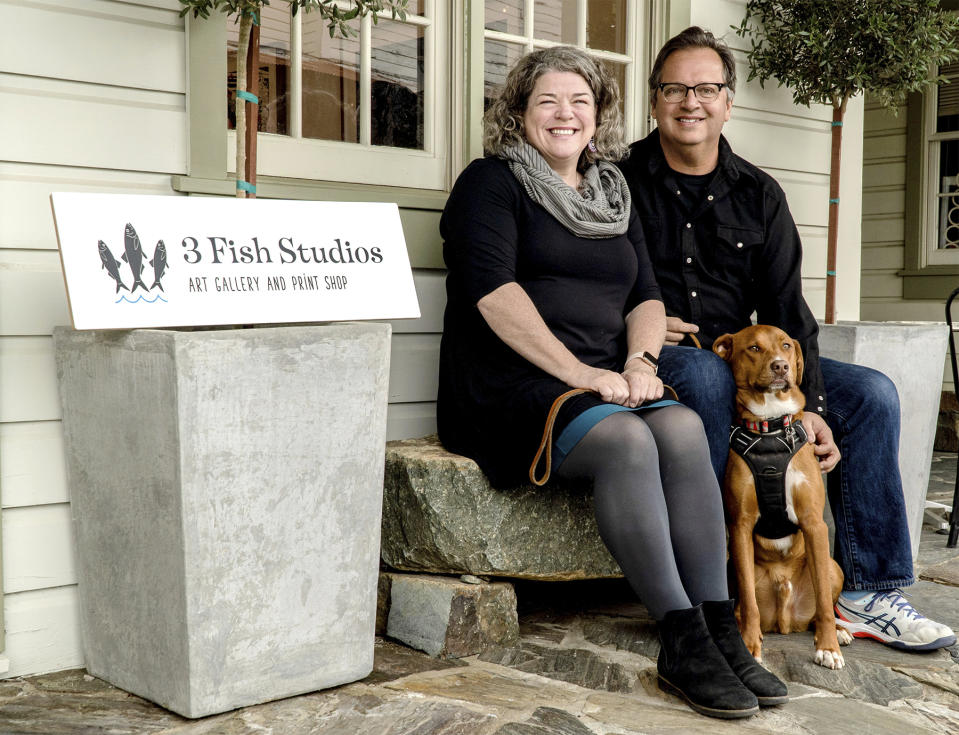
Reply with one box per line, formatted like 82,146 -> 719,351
729,415 -> 808,539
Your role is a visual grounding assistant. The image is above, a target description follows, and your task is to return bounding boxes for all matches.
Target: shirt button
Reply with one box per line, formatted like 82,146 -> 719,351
817,407 -> 824,412
691,291 -> 698,298
686,257 -> 693,264
676,190 -> 681,196
686,223 -> 692,229
736,242 -> 744,248
818,395 -> 824,400
707,194 -> 714,201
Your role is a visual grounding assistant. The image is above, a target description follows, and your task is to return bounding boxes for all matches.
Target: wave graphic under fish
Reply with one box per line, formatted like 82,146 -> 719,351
115,293 -> 168,304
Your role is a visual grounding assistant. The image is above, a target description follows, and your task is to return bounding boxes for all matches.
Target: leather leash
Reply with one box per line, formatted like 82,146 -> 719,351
529,383 -> 680,486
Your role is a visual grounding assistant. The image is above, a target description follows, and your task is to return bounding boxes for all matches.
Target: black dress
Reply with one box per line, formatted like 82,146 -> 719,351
437,157 -> 663,487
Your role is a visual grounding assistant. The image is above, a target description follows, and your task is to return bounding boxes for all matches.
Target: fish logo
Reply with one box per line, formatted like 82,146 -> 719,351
97,223 -> 168,303
150,240 -> 169,291
98,241 -> 129,293
121,223 -> 150,293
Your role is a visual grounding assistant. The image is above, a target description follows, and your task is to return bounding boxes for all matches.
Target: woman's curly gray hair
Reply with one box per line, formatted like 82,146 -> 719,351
484,46 -> 628,167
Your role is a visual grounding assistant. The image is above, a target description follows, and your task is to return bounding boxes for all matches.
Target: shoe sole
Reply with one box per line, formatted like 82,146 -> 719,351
657,676 -> 759,719
835,617 -> 958,651
757,694 -> 789,707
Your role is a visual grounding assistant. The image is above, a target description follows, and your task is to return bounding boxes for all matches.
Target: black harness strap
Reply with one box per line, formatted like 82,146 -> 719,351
729,419 -> 808,540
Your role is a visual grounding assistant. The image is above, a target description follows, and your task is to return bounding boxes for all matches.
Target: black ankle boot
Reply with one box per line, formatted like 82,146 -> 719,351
702,599 -> 789,706
657,605 -> 759,719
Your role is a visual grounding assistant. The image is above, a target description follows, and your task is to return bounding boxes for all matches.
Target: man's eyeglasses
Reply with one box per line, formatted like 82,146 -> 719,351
657,82 -> 726,104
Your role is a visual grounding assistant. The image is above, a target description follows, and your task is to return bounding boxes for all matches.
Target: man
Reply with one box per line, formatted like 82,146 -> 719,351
618,26 -> 956,651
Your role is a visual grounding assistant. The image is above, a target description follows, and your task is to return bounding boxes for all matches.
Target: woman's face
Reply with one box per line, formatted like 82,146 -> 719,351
522,71 -> 597,174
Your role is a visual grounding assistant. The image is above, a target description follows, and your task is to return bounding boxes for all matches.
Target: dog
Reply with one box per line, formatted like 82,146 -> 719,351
713,324 -> 851,670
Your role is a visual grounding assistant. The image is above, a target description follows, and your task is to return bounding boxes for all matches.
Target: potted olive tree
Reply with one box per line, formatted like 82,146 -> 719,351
736,0 -> 959,556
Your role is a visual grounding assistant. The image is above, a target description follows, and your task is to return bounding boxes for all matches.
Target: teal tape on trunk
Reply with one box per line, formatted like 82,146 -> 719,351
236,180 -> 256,194
237,90 -> 259,104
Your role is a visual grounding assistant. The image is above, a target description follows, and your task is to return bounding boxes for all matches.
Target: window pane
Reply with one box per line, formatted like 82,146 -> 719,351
486,0 -> 524,35
938,63 -> 959,134
604,60 -> 626,119
587,0 -> 626,53
371,20 -> 425,149
938,140 -> 959,249
227,7 -> 291,134
301,15 -> 360,142
534,0 -> 577,44
484,40 -> 526,112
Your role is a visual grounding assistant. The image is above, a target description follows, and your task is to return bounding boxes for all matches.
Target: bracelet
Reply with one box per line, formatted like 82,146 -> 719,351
625,350 -> 659,373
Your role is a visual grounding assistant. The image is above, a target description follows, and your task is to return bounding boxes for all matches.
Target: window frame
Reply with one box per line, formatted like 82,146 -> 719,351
903,83 -> 959,299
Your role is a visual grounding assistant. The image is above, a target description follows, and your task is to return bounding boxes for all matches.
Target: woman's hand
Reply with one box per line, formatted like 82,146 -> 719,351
567,363 -> 631,405
622,364 -> 664,406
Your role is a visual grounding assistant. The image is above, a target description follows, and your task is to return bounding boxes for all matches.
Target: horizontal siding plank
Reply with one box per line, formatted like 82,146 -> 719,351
862,216 -> 904,244
864,133 -> 906,160
862,272 -> 903,299
1,422 -> 69,509
2,504 -> 76,594
861,300 -> 951,322
861,245 -> 904,272
0,336 -> 60,423
0,163 -> 178,250
386,401 -> 437,441
862,189 -> 904,217
2,586 -> 82,678
0,74 -> 186,174
801,279 -> 826,321
388,333 -> 439,404
726,113 -> 831,175
387,269 -> 445,334
2,0 -> 185,93
0,250 -> 70,336
797,226 -> 826,279
862,161 -> 906,187
770,171 -> 829,228
863,107 -> 908,135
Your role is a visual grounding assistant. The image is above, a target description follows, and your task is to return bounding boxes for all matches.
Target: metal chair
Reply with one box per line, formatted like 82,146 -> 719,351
945,286 -> 959,547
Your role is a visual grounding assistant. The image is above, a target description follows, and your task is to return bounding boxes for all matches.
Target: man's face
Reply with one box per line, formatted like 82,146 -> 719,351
651,47 -> 732,163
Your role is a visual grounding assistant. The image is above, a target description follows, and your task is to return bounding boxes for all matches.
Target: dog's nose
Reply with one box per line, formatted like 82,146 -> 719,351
771,359 -> 789,377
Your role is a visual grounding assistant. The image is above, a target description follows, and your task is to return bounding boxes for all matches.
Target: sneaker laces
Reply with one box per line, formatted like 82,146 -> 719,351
862,590 -> 924,621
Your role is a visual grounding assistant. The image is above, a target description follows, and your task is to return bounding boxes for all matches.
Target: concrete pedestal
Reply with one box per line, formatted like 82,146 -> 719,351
54,324 -> 391,718
818,321 -> 948,560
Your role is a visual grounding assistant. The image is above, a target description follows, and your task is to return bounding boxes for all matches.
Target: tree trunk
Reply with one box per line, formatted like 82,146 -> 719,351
244,22 -> 260,198
234,13 -> 252,198
825,103 -> 845,324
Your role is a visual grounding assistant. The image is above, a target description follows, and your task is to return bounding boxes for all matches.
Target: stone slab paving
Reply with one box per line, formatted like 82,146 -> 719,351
3,456 -> 959,734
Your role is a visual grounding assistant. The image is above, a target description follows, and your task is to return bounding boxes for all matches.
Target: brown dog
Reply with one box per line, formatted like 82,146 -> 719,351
713,325 -> 850,669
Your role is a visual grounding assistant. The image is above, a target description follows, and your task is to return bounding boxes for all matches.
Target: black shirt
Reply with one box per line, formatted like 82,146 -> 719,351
617,129 -> 827,416
437,157 -> 662,485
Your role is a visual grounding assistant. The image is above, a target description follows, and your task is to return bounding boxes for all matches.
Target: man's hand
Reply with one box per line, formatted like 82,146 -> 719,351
801,412 -> 841,472
664,316 -> 700,346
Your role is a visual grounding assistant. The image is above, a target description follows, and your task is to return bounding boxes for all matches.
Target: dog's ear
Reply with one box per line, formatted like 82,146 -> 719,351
713,334 -> 734,362
792,338 -> 804,383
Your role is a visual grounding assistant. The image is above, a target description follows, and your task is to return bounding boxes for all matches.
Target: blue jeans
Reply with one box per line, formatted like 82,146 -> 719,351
658,346 -> 914,591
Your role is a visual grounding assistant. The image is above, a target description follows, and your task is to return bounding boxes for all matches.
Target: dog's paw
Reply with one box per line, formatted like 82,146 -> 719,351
814,648 -> 845,670
836,627 -> 853,646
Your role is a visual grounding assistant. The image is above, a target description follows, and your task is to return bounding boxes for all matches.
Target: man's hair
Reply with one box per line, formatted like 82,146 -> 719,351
484,45 -> 628,165
648,26 -> 737,103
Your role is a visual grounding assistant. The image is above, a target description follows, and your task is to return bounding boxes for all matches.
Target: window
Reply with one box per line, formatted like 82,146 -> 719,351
903,58 -> 959,297
923,61 -> 959,261
482,1 -> 643,132
222,1 -> 447,189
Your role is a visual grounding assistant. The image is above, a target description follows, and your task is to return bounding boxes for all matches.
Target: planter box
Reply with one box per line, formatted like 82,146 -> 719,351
818,321 -> 948,560
53,324 -> 391,718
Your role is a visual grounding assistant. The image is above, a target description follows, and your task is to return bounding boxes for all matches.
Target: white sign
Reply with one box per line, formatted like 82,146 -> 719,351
51,193 -> 421,330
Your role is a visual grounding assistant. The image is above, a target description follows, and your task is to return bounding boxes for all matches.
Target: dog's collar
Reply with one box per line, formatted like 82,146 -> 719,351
740,414 -> 795,434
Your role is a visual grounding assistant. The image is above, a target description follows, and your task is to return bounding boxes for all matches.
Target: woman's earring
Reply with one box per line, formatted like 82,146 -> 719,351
588,138 -> 598,153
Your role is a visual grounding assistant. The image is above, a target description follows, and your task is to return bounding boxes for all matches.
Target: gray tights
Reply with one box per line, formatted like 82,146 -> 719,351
555,405 -> 728,619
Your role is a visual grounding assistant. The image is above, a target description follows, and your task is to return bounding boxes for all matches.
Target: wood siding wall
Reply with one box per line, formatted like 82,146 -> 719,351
860,99 -> 954,391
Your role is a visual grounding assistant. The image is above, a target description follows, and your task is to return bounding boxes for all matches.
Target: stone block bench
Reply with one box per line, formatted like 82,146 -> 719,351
380,435 -> 624,658
381,435 -> 623,581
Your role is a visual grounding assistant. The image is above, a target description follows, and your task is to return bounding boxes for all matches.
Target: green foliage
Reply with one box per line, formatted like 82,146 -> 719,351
736,0 -> 959,111
179,0 -> 408,38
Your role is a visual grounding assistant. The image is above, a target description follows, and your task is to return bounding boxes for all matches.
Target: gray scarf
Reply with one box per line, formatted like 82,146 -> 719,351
500,141 -> 631,238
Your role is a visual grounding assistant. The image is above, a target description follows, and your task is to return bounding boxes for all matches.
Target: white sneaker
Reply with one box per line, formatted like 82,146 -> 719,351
835,590 -> 957,651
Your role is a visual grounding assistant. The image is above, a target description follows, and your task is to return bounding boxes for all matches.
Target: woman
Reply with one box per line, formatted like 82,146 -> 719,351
437,46 -> 787,719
